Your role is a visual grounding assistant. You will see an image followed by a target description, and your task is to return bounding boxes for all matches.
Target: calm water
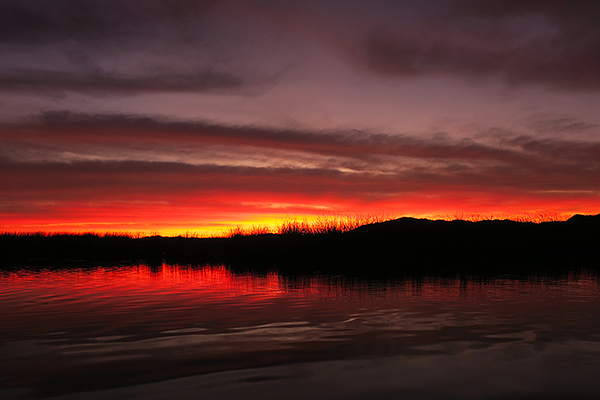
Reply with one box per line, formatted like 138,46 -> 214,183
1,265 -> 600,399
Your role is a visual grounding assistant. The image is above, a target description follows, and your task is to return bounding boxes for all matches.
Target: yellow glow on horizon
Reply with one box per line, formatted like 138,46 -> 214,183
2,209 -> 583,238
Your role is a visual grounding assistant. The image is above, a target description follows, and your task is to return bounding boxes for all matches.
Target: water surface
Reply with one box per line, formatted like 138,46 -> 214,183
1,265 -> 600,399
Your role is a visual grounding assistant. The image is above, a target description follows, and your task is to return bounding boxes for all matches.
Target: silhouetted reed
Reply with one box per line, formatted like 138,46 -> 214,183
434,211 -> 566,223
223,214 -> 391,237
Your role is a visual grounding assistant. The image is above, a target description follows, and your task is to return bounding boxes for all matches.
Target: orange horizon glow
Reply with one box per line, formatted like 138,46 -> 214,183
3,176 -> 600,236
3,115 -> 600,237
2,202 -> 598,237
3,116 -> 600,237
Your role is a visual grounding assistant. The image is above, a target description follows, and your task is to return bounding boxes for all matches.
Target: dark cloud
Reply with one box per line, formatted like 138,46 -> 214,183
456,0 -> 600,25
3,111 -> 527,165
0,0 -> 217,46
501,135 -> 600,164
0,68 -> 244,94
0,159 -> 386,202
4,1 -> 600,94
0,0 -> 264,95
525,117 -> 599,134
1,153 -> 598,207
2,111 -> 600,203
17,111 -> 599,169
363,0 -> 600,91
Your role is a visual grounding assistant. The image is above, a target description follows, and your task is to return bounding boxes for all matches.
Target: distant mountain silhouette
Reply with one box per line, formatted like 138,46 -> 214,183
2,214 -> 599,276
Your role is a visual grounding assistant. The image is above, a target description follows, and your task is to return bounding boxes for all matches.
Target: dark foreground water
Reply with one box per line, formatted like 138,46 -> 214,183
1,265 -> 600,400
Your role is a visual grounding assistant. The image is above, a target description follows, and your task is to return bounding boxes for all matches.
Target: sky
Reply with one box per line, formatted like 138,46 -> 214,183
1,0 -> 600,235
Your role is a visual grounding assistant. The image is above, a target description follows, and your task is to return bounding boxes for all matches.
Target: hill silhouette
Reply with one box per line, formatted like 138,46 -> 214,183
2,214 -> 599,276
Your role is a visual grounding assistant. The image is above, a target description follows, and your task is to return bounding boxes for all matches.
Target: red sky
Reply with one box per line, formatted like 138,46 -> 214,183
1,0 -> 600,235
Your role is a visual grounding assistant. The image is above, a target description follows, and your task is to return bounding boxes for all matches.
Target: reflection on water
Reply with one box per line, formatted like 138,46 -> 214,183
1,265 -> 600,399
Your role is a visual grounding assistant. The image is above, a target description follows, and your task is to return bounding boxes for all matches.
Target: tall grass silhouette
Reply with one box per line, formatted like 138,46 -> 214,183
0,211 -> 574,239
222,211 -> 569,238
0,231 -> 137,238
224,214 -> 391,237
432,211 -> 566,223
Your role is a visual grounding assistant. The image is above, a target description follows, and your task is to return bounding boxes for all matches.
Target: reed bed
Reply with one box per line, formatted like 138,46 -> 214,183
1,211 -> 575,239
434,211 -> 566,223
224,214 -> 392,237
0,231 -> 140,238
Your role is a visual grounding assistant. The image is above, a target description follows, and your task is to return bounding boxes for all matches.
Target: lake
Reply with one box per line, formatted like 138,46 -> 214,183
1,264 -> 600,399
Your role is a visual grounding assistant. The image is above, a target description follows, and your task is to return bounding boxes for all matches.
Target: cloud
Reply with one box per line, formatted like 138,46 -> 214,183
2,110 -> 600,227
0,68 -> 244,94
1,155 -> 598,214
4,1 -> 600,95
2,111 -> 600,207
11,111 -> 598,168
0,111 -> 528,165
361,0 -> 600,91
0,159 -> 385,203
0,0 -> 218,46
0,0 -> 278,96
501,134 -> 600,165
525,116 -> 599,135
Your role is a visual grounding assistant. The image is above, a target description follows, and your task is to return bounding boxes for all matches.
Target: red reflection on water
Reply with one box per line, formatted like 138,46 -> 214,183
0,265 -> 289,338
2,264 -> 283,296
1,265 -> 599,306
1,265 -> 599,342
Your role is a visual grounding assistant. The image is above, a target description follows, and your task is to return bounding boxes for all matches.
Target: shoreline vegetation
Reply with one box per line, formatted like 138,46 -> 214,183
222,211 -> 566,238
0,211 -> 569,239
1,213 -> 599,275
